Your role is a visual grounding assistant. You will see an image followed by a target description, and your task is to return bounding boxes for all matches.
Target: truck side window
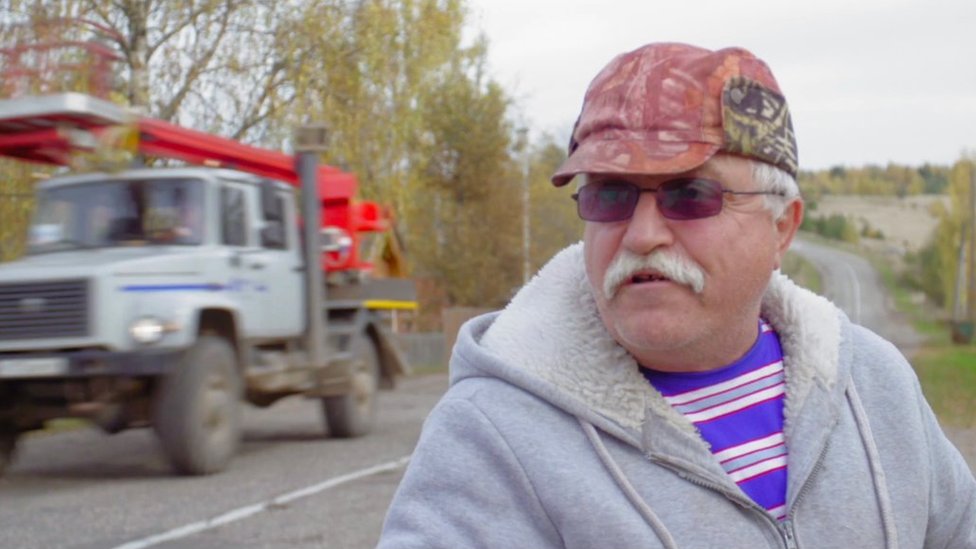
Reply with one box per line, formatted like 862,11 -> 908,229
221,187 -> 247,246
261,195 -> 288,250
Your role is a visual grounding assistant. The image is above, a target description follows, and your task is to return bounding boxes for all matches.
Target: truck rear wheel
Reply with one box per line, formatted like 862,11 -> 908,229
323,335 -> 380,437
0,427 -> 18,477
154,335 -> 242,475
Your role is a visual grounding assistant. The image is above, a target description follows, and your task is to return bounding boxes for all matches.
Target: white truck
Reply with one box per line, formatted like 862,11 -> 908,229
0,93 -> 414,475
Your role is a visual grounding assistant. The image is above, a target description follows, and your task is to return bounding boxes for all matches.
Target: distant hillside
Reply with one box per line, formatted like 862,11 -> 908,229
809,194 -> 947,254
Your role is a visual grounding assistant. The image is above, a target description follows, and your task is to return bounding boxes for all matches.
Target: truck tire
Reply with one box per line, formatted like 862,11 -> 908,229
322,334 -> 380,438
153,335 -> 242,475
0,427 -> 17,477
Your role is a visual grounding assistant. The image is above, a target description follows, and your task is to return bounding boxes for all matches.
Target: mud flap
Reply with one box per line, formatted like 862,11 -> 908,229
368,320 -> 411,388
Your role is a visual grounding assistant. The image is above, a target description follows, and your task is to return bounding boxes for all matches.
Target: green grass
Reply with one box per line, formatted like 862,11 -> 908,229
912,345 -> 976,427
871,256 -> 946,340
866,249 -> 976,427
781,250 -> 823,294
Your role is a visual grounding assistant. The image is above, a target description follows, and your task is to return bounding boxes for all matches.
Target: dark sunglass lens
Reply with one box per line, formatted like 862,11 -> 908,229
578,182 -> 637,221
658,178 -> 723,220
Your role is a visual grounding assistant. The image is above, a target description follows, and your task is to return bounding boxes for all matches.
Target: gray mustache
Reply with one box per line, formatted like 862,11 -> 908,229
603,249 -> 706,299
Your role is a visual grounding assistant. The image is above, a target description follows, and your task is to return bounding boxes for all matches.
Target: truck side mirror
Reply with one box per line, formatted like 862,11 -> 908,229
261,179 -> 283,222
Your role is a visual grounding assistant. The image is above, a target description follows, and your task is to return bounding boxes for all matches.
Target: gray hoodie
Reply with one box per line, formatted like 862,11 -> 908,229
378,243 -> 976,548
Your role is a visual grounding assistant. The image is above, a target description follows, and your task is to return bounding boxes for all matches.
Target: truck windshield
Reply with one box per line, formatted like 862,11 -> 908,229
27,178 -> 205,254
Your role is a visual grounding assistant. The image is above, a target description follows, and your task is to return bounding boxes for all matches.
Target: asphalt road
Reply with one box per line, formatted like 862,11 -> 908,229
789,237 -> 923,352
0,373 -> 448,549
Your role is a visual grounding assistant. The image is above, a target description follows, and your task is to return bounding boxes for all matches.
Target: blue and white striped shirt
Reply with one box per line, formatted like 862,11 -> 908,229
642,319 -> 788,520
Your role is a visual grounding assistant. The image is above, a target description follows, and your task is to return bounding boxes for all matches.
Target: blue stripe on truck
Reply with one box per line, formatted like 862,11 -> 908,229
120,284 -> 224,292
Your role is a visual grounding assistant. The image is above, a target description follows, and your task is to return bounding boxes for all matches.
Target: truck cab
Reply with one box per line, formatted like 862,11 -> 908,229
13,167 -> 305,348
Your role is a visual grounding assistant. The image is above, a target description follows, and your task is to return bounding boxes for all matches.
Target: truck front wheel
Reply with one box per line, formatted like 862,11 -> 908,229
153,335 -> 242,475
322,335 -> 380,437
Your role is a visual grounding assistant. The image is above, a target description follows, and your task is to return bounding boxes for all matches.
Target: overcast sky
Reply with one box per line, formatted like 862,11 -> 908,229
464,0 -> 976,170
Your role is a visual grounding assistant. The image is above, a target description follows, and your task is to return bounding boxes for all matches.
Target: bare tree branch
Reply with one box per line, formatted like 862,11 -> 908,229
157,2 -> 234,120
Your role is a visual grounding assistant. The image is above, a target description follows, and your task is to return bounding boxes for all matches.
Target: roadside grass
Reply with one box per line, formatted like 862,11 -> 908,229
911,346 -> 976,427
867,250 -> 976,427
782,250 -> 822,294
872,257 -> 946,341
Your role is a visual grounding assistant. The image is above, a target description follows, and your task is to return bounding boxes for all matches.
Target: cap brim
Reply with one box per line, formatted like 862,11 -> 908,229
551,139 -> 722,187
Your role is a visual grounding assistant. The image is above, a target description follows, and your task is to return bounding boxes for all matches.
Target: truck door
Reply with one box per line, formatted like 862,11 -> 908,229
220,184 -> 265,338
253,189 -> 303,337
221,182 -> 303,339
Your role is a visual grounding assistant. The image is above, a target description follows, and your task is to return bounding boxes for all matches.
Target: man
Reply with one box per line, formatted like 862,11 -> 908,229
163,186 -> 203,244
378,43 -> 976,548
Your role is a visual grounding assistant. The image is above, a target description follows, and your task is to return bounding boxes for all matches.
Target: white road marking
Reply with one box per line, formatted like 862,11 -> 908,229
111,455 -> 412,549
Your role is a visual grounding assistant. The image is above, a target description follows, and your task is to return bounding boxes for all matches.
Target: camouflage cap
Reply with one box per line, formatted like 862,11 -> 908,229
551,43 -> 798,186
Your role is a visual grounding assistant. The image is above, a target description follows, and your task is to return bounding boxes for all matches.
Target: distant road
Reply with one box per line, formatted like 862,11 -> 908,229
789,236 -> 922,353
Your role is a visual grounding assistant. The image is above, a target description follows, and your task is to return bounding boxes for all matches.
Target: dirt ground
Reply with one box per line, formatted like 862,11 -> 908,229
809,194 -> 947,254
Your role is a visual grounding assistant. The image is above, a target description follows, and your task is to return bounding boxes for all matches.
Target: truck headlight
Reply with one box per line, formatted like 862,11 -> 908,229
130,316 -> 167,344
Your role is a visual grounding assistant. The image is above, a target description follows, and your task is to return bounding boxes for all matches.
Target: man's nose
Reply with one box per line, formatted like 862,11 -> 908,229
620,192 -> 674,253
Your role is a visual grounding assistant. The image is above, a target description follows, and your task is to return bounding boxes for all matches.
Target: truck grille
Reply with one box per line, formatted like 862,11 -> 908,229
0,280 -> 90,340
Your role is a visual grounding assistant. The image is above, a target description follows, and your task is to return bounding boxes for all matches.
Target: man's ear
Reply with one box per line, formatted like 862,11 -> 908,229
773,199 -> 804,269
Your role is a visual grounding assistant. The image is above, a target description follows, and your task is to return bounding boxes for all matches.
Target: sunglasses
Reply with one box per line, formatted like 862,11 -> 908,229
572,178 -> 785,222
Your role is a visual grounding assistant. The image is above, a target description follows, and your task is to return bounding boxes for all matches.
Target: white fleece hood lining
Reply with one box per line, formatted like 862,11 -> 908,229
481,242 -> 840,437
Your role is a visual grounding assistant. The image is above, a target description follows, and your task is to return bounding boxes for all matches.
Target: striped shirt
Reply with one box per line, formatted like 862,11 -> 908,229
641,319 -> 788,520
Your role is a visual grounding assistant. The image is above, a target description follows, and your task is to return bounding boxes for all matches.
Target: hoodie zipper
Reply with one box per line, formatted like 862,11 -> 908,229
780,519 -> 798,549
654,438 -> 830,549
674,463 -> 800,549
776,437 -> 832,549
658,459 -> 796,547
